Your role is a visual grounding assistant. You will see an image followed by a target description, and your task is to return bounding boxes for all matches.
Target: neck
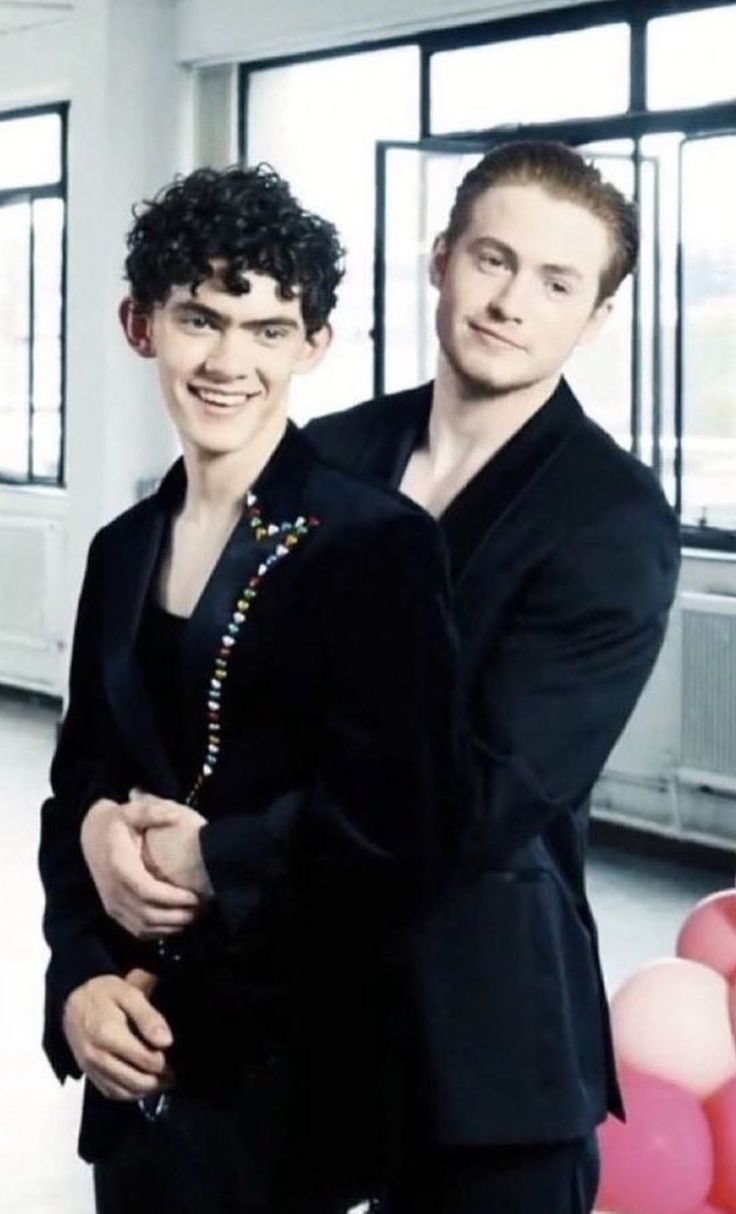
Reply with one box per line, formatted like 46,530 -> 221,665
179,415 -> 287,523
427,354 -> 560,471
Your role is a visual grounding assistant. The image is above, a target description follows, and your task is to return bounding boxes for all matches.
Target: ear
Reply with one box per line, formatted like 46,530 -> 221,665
429,234 -> 450,289
578,296 -> 614,347
293,323 -> 333,376
119,297 -> 155,358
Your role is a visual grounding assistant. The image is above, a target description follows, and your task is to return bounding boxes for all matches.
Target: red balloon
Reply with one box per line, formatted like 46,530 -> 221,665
597,1066 -> 713,1214
705,1076 -> 736,1210
677,892 -> 736,981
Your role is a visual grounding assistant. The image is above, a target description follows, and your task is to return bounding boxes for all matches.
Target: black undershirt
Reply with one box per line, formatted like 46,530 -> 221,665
136,597 -> 193,791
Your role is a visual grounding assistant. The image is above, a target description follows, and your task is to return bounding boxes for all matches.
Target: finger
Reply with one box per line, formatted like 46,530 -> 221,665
89,1073 -> 142,1102
91,1050 -> 168,1098
94,1015 -> 169,1073
145,906 -> 201,926
126,869 -> 201,909
126,968 -> 158,997
134,907 -> 200,932
122,799 -> 178,831
117,986 -> 173,1050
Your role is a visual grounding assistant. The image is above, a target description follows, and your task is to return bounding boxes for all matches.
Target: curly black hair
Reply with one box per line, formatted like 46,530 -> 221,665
124,165 -> 345,334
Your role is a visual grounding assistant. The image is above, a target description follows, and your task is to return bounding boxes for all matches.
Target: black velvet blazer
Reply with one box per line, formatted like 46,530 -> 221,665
38,423 -> 460,1170
306,378 -> 682,1146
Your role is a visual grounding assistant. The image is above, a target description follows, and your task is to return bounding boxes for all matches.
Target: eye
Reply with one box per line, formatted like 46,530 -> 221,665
181,312 -> 216,331
477,251 -> 506,271
546,279 -> 571,297
260,325 -> 290,342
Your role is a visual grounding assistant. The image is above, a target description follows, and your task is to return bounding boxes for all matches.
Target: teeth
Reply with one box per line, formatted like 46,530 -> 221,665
193,388 -> 249,407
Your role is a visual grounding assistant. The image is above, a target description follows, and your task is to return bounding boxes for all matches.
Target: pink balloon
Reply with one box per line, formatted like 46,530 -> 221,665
611,958 -> 736,1099
705,1076 -> 736,1210
677,892 -> 736,981
596,1066 -> 713,1214
729,978 -> 736,1046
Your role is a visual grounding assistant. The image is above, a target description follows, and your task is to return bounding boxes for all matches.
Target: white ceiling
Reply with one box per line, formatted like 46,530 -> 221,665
0,0 -> 73,36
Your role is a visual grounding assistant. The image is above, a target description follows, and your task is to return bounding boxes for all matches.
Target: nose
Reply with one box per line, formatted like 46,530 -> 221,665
486,272 -> 528,324
202,329 -> 249,381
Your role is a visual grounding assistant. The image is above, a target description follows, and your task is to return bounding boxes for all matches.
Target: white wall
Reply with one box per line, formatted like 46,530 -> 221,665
176,0 -> 600,64
0,18 -> 72,107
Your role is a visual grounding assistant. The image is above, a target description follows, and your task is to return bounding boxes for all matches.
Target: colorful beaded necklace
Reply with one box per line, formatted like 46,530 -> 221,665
185,488 -> 319,808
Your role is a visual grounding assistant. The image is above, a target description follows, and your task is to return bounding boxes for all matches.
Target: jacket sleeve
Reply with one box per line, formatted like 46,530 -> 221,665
38,534 -> 132,1081
199,511 -> 462,935
459,489 -> 680,867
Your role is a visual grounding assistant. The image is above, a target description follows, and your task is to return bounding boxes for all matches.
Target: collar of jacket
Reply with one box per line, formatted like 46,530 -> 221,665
100,422 -> 316,800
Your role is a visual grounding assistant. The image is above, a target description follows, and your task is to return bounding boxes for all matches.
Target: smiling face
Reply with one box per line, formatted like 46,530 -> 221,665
121,265 -> 330,460
432,182 -> 614,399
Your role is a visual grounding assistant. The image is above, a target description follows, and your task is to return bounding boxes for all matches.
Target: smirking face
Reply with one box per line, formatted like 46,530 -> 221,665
432,182 -> 614,399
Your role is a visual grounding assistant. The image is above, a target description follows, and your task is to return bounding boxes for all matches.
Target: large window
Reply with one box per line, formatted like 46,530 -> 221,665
242,1 -> 736,549
246,47 -> 418,421
0,105 -> 66,486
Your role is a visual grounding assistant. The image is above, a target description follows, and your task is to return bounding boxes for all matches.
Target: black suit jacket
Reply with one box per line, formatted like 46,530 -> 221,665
38,423 -> 460,1171
306,379 -> 681,1146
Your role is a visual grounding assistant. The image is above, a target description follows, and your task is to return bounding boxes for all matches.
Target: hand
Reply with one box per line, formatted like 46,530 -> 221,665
81,797 -> 203,939
132,792 -> 214,899
63,968 -> 173,1101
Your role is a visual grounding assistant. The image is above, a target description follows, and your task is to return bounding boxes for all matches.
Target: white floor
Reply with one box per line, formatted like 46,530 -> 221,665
0,692 -> 730,1214
0,694 -> 91,1214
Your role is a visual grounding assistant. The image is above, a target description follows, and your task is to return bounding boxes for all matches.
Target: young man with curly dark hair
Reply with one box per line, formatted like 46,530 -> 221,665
39,165 -> 460,1214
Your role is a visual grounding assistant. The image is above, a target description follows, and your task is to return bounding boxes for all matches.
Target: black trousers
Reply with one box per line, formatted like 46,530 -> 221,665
94,1093 -> 598,1214
93,1092 -> 356,1214
376,1133 -> 600,1214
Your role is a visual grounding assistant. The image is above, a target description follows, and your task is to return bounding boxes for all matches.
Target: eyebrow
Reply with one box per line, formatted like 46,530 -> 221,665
171,301 -> 301,328
541,262 -> 584,282
470,237 -> 584,280
470,236 -> 516,262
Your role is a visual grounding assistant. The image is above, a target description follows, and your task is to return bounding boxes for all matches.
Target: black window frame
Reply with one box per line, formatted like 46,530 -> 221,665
0,100 -> 68,489
239,0 -> 736,552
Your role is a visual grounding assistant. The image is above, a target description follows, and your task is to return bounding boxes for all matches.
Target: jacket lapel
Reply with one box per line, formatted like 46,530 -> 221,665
349,382 -> 432,486
100,485 -> 180,798
100,427 -> 315,803
177,425 -> 313,787
448,380 -> 586,671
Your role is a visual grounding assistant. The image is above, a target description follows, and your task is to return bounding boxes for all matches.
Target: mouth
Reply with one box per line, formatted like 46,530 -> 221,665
188,384 -> 260,410
467,321 -> 525,352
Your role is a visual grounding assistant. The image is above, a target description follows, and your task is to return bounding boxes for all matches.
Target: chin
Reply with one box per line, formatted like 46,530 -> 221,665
452,361 -> 514,397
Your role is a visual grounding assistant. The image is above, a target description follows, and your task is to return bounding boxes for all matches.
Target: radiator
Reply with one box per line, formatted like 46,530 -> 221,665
0,514 -> 63,692
678,590 -> 736,794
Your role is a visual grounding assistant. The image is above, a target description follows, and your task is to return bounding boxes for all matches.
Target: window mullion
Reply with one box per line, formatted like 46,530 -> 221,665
27,198 -> 35,483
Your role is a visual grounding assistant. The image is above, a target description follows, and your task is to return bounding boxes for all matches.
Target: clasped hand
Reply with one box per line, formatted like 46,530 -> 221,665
70,795 -> 214,1098
63,968 -> 173,1101
80,791 -> 213,940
